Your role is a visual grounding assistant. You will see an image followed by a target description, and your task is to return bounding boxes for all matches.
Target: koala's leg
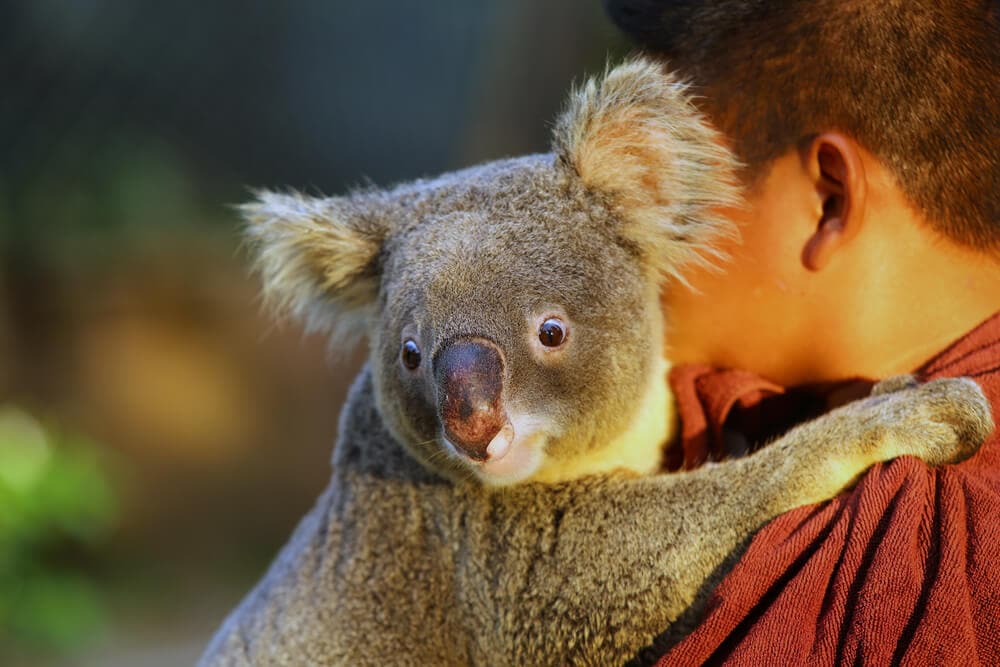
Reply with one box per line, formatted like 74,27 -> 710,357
529,377 -> 993,664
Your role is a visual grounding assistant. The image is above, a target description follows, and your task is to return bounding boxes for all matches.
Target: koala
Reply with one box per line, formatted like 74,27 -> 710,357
199,59 -> 993,666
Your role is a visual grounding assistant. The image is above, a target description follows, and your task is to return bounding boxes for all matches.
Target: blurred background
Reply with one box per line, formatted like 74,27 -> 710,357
0,1 -> 627,664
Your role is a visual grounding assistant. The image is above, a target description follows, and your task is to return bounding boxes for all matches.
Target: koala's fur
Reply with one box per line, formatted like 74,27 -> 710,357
199,59 -> 993,666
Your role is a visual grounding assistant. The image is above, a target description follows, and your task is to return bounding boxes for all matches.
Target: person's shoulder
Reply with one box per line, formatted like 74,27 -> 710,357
918,312 -> 1000,418
918,312 -> 1000,378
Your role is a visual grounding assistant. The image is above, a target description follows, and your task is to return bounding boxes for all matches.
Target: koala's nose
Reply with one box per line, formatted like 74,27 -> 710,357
434,339 -> 506,461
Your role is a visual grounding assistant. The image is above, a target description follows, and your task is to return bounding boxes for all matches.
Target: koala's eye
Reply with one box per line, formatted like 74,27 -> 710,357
538,319 -> 566,347
401,339 -> 422,370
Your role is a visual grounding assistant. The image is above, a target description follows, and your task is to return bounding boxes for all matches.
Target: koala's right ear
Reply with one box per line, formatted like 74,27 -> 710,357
240,189 -> 390,343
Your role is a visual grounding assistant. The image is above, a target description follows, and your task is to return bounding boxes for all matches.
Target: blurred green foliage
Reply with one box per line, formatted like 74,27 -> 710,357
0,406 -> 118,654
0,3 -> 626,662
1,136 -> 218,266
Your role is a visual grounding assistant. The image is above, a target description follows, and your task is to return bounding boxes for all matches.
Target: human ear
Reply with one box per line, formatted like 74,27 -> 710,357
801,133 -> 867,271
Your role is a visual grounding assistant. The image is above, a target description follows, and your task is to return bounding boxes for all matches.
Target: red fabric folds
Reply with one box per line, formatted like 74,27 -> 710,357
656,312 -> 1000,666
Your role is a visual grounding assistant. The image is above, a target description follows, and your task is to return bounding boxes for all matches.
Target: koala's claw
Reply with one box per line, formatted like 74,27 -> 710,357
871,374 -> 920,396
882,377 -> 995,467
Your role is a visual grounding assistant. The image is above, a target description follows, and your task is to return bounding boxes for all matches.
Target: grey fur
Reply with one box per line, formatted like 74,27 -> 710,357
200,59 -> 994,666
200,373 -> 991,666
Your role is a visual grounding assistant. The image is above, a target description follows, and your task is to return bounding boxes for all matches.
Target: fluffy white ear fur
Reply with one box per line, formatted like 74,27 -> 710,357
240,190 -> 385,344
553,58 -> 743,282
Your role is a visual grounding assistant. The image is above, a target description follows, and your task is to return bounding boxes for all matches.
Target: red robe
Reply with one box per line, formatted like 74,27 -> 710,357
651,312 -> 1000,666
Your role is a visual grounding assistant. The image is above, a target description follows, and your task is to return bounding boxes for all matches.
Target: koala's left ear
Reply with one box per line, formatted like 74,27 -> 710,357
553,58 -> 743,281
240,190 -> 391,343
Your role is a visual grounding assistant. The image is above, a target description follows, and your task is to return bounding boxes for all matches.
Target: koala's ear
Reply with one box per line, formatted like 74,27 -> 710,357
240,189 -> 390,343
552,58 -> 743,281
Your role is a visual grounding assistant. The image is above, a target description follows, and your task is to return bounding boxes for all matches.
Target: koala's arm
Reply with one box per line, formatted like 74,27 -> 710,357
514,377 -> 993,663
468,377 -> 991,666
197,377 -> 993,667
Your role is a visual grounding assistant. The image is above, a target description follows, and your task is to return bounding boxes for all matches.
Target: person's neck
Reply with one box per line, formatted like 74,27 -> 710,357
842,226 -> 1000,380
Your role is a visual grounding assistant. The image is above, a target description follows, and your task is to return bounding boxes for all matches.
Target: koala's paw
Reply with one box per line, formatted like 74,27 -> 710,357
874,377 -> 994,467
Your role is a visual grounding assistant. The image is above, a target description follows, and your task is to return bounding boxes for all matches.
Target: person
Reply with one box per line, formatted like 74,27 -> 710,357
602,0 -> 1000,664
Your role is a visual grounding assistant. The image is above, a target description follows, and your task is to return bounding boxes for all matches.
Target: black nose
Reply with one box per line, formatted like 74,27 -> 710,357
434,339 -> 505,461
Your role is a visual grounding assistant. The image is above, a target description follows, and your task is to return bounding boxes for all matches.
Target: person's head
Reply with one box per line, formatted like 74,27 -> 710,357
605,0 -> 1000,385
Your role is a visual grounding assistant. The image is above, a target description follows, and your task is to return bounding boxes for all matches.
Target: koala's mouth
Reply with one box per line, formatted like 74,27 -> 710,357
441,416 -> 549,486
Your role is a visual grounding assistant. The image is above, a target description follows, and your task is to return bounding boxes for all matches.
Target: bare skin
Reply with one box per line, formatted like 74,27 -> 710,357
662,133 -> 1000,388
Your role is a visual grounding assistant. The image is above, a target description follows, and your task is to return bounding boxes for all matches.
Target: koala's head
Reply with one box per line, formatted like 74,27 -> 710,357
243,59 -> 740,486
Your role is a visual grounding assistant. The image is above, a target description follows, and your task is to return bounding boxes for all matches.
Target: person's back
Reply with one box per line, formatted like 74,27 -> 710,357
603,0 -> 1000,663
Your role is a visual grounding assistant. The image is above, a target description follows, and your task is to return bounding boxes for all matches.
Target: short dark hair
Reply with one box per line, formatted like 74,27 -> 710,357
604,0 -> 999,252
